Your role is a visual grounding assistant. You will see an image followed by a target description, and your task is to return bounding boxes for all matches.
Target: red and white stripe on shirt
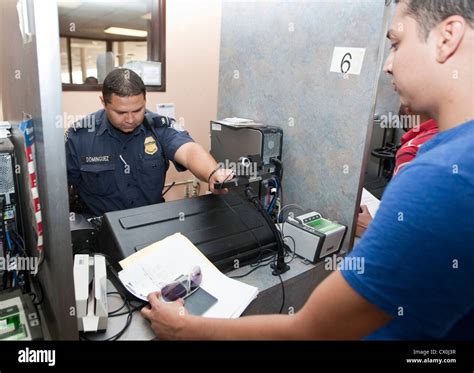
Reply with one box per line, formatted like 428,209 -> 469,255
393,119 -> 439,176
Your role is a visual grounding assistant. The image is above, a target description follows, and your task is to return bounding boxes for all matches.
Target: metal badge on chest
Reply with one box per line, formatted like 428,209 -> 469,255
144,136 -> 158,155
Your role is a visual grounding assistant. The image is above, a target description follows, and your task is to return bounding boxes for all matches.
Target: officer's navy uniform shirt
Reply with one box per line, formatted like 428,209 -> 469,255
66,109 -> 194,216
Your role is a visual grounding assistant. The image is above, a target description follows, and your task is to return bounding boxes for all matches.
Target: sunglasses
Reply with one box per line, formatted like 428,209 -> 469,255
160,266 -> 202,302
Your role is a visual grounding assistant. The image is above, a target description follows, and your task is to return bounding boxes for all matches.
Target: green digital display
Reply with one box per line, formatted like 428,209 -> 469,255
0,306 -> 27,340
306,218 -> 341,233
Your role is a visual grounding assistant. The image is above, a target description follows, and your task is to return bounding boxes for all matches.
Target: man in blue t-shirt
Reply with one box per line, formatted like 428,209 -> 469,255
139,0 -> 474,340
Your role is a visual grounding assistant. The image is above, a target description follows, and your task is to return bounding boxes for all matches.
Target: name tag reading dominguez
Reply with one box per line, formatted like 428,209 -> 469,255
81,155 -> 114,164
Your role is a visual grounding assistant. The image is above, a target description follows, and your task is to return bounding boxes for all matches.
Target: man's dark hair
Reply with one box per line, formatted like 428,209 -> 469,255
395,0 -> 474,40
102,68 -> 146,104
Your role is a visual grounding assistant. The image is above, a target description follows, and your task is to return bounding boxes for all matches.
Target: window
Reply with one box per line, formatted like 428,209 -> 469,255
58,0 -> 166,91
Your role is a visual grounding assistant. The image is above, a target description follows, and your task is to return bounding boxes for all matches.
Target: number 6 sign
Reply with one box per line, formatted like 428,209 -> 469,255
330,47 -> 366,75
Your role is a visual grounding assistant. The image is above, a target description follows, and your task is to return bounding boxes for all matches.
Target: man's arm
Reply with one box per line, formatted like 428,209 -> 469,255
356,205 -> 373,237
141,270 -> 392,340
174,142 -> 233,194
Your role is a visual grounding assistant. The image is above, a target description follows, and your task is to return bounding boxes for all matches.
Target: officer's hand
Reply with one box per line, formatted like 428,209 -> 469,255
356,205 -> 373,238
141,291 -> 188,340
209,168 -> 234,195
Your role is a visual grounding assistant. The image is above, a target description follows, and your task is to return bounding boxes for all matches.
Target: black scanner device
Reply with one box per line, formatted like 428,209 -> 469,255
96,192 -> 278,274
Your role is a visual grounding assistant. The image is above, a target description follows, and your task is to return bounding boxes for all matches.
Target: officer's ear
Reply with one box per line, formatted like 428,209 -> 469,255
99,96 -> 106,108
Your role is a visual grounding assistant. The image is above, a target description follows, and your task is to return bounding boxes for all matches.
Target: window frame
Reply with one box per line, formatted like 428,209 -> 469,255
61,0 -> 166,92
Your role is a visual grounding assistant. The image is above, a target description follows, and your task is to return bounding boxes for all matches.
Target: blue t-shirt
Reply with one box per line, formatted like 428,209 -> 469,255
342,119 -> 474,340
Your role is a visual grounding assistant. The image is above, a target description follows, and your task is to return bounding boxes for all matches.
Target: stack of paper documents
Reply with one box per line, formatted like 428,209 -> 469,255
0,122 -> 11,139
215,117 -> 264,127
361,188 -> 380,217
118,233 -> 258,318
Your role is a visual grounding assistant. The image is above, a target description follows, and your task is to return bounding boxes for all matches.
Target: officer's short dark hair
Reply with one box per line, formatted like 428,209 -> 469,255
102,68 -> 146,104
395,0 -> 474,40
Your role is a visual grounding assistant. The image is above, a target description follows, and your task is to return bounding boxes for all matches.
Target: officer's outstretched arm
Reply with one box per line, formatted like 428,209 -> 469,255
174,142 -> 233,194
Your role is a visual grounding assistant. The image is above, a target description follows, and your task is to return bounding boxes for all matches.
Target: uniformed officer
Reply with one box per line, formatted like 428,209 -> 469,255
65,68 -> 231,216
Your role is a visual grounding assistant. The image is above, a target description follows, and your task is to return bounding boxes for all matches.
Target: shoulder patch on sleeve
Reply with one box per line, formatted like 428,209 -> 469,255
160,116 -> 168,126
71,114 -> 98,132
150,114 -> 186,132
169,118 -> 186,132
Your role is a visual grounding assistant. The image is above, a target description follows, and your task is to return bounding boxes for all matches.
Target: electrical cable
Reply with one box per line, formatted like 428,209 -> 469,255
80,304 -> 133,341
104,304 -> 133,341
217,171 -> 234,189
214,161 -> 288,309
32,277 -> 44,305
107,291 -> 128,316
220,193 -> 271,268
236,240 -> 286,314
277,203 -> 305,223
278,203 -> 306,238
245,187 -> 289,275
107,298 -> 147,317
11,229 -> 33,289
228,257 -> 276,279
277,273 -> 285,314
283,235 -> 297,264
80,289 -> 137,341
162,181 -> 176,197
5,229 -> 13,252
270,158 -> 283,217
249,248 -> 279,268
267,162 -> 287,314
266,177 -> 278,214
13,229 -> 26,249
4,228 -> 15,287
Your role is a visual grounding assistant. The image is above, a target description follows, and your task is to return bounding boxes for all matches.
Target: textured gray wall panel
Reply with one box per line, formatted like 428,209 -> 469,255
217,0 -> 388,247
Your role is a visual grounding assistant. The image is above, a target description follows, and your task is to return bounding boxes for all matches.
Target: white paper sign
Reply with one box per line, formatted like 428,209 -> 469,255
157,103 -> 175,119
330,47 -> 366,75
